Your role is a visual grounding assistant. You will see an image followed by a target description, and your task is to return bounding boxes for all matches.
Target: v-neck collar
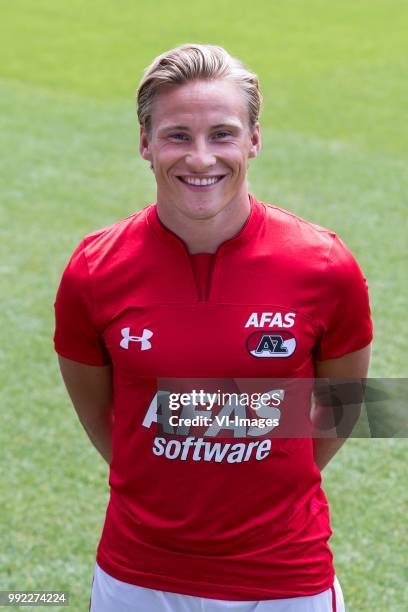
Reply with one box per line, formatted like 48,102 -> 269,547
146,193 -> 265,256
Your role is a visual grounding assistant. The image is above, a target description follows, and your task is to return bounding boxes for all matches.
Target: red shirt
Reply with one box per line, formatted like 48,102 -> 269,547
54,195 -> 372,600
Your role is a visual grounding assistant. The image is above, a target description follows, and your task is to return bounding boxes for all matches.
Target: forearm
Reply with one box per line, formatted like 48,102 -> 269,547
311,378 -> 365,470
312,437 -> 346,471
57,358 -> 113,464
78,411 -> 113,464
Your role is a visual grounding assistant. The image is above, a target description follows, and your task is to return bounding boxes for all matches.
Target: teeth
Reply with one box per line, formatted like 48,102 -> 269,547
182,176 -> 220,186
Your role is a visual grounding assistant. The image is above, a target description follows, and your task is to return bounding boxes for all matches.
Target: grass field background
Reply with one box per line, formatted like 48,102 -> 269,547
0,1 -> 407,609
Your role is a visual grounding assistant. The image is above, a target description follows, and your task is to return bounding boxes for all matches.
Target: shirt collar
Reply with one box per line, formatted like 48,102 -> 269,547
146,193 -> 265,255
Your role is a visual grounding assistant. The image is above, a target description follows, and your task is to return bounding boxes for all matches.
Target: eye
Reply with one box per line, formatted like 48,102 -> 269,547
213,131 -> 232,139
169,133 -> 189,141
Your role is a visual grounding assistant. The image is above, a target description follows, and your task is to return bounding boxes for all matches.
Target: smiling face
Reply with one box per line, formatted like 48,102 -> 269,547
139,79 -> 261,224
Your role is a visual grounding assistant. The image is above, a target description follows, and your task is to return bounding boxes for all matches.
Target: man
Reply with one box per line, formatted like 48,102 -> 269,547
54,44 -> 372,611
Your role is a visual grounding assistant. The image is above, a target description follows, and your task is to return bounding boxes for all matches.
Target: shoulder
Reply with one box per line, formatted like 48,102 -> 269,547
66,205 -> 153,275
254,197 -> 365,287
59,205 -> 153,286
256,199 -> 350,270
263,202 -> 336,250
82,205 -> 151,253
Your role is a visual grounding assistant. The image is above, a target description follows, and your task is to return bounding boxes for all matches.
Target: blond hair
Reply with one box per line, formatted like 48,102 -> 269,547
137,43 -> 262,134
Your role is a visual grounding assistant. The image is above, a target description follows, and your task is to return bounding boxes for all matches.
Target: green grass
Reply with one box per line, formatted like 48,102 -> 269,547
0,1 -> 407,610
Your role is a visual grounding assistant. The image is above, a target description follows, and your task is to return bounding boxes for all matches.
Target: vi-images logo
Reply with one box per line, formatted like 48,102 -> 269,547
120,327 -> 153,351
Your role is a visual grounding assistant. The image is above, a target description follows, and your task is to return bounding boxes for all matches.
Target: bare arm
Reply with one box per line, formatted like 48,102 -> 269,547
312,343 -> 371,470
58,356 -> 113,464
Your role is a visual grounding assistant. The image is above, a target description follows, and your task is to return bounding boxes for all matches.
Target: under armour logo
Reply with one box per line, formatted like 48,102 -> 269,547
120,327 -> 153,351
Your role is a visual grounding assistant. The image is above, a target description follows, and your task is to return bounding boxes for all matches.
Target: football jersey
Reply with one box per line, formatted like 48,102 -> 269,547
54,194 -> 373,600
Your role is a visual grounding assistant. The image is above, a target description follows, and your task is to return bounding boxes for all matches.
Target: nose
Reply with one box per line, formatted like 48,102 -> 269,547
185,137 -> 216,171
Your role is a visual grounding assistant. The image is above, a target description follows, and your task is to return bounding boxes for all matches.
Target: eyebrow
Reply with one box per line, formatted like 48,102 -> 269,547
159,125 -> 189,132
212,123 -> 242,130
158,122 -> 242,133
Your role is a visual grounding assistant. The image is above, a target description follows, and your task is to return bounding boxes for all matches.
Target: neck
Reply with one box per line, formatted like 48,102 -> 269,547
156,189 -> 251,254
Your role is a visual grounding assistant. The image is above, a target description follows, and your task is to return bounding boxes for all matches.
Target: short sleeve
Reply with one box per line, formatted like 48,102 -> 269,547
53,241 -> 111,366
316,235 -> 373,361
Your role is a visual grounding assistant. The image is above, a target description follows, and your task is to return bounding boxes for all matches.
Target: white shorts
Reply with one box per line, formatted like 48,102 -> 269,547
89,562 -> 345,611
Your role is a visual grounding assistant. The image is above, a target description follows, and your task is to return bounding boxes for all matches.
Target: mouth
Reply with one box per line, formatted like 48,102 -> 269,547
176,175 -> 226,191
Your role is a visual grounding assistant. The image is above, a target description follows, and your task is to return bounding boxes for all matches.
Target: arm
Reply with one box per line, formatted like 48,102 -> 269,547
312,343 -> 371,470
58,356 -> 113,464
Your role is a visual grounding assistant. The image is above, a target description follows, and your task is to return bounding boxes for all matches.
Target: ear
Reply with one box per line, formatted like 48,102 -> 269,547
139,126 -> 152,162
248,122 -> 261,159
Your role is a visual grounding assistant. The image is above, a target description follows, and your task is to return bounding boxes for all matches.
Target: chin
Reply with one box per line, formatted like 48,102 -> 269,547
183,202 -> 224,221
186,192 -> 229,214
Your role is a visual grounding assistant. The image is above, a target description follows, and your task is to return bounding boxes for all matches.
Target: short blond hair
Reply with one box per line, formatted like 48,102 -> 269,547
137,43 -> 262,134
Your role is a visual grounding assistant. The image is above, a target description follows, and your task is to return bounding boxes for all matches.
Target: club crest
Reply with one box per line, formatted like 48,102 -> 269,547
246,331 -> 296,358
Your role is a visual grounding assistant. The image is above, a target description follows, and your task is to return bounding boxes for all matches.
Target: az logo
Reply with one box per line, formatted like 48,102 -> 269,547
246,331 -> 296,358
